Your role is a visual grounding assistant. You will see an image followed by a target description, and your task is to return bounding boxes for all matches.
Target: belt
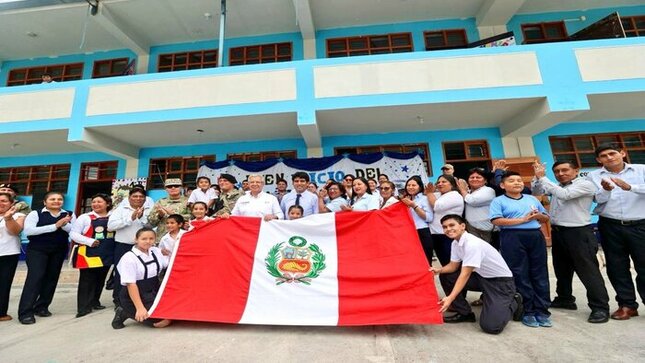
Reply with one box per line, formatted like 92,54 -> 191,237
551,224 -> 591,230
599,217 -> 645,226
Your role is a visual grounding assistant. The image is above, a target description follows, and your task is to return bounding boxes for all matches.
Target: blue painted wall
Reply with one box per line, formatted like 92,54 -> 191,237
508,5 -> 645,44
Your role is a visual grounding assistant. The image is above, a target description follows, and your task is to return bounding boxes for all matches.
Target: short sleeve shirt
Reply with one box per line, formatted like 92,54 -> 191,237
489,194 -> 547,229
450,232 -> 513,278
117,246 -> 168,285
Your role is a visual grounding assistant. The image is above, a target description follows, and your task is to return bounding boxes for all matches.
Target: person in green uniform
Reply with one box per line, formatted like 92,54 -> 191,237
147,179 -> 190,242
0,184 -> 31,215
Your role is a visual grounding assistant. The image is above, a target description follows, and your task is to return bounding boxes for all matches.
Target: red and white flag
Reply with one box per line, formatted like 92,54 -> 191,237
150,202 -> 442,325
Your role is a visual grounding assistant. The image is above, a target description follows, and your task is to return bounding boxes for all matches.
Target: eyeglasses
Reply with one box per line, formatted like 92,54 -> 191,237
165,185 -> 181,189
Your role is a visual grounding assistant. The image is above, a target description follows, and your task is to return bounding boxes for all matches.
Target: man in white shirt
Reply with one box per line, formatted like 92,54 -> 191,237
533,161 -> 609,323
225,175 -> 283,221
280,172 -> 318,220
587,144 -> 645,320
430,214 -> 523,334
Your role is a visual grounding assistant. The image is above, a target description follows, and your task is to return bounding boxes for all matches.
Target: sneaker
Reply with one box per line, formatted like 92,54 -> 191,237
535,314 -> 553,327
521,314 -> 539,328
551,297 -> 577,310
512,293 -> 524,322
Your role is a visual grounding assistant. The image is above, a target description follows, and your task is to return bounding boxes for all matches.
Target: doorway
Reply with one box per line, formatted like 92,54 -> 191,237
75,161 -> 118,216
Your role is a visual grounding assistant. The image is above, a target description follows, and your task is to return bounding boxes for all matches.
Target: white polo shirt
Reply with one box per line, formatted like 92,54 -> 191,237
0,212 -> 25,256
158,229 -> 185,254
232,191 -> 284,219
450,232 -> 512,278
188,188 -> 218,205
117,246 -> 168,285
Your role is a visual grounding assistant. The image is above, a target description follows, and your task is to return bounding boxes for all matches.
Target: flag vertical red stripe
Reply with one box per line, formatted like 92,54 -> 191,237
335,203 -> 443,325
150,217 -> 261,322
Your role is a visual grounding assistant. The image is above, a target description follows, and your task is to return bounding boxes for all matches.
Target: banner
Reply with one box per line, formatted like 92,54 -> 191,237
149,203 -> 443,326
112,177 -> 147,207
198,152 -> 428,192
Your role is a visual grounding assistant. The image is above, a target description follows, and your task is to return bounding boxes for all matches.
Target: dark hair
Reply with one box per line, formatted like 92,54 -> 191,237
367,178 -> 377,186
91,193 -> 113,211
166,214 -> 185,225
135,227 -> 156,239
130,185 -> 147,196
196,176 -> 211,184
43,191 -> 64,202
467,167 -> 488,179
343,174 -> 355,181
437,174 -> 458,192
500,170 -> 521,182
308,182 -> 318,189
405,176 -> 424,196
351,177 -> 372,204
552,160 -> 579,170
276,178 -> 288,185
291,172 -> 310,182
378,174 -> 389,181
0,192 -> 14,203
325,181 -> 346,199
594,143 -> 622,157
440,214 -> 466,225
42,73 -> 51,77
288,204 -> 304,214
191,201 -> 208,211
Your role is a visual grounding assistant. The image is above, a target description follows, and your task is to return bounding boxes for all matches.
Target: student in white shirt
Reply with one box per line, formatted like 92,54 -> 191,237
0,192 -> 25,322
223,175 -> 283,221
430,214 -> 523,334
187,176 -> 218,210
159,214 -> 186,257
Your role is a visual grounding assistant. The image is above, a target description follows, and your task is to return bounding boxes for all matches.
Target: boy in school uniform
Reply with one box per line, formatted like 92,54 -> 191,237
187,176 -> 218,210
489,171 -> 552,328
430,214 -> 523,334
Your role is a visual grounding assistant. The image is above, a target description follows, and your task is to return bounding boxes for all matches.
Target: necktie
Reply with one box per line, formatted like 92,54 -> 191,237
295,193 -> 301,206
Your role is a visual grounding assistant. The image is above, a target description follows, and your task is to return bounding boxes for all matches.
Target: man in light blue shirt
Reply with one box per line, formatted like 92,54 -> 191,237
280,172 -> 318,220
586,144 -> 645,321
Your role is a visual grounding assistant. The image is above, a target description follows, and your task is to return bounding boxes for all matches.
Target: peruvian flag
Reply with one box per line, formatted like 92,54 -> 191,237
150,202 -> 442,325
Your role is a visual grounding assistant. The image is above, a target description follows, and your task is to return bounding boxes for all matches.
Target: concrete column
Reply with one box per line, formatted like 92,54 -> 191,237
124,158 -> 139,178
502,136 -> 536,158
303,38 -> 317,59
136,54 -> 149,74
477,25 -> 508,39
307,147 -> 323,158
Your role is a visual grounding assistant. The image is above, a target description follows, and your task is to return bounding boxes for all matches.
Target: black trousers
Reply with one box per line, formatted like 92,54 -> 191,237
431,234 -> 453,266
18,244 -> 67,320
112,242 -> 133,306
597,218 -> 645,309
77,266 -> 110,314
417,228 -> 434,265
0,254 -> 19,316
551,225 -> 609,312
442,271 -> 519,334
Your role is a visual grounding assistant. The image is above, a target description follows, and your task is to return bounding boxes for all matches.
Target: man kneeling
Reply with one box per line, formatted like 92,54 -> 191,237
431,214 -> 523,334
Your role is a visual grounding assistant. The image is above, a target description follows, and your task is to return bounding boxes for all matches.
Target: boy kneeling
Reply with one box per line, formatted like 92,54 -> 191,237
431,214 -> 523,334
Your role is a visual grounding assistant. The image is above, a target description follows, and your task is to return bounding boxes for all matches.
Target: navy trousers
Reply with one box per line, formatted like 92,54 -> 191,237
499,229 -> 550,316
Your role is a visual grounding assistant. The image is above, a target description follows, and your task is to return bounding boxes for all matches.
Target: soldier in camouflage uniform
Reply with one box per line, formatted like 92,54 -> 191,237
148,179 -> 191,242
212,174 -> 242,217
0,184 -> 31,215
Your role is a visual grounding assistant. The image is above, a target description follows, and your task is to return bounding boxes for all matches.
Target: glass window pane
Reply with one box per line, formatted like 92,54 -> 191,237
189,52 -> 203,64
246,46 -> 260,59
467,144 -> 487,158
370,36 -> 389,49
446,31 -> 466,46
12,182 -> 27,195
0,170 -> 10,181
230,48 -> 244,60
277,44 -> 291,56
635,17 -> 645,29
32,166 -> 51,180
174,54 -> 187,65
31,181 -> 49,195
545,24 -> 565,38
159,55 -> 173,67
550,138 -> 574,152
621,19 -> 635,30
627,150 -> 645,164
328,40 -> 347,52
554,153 -> 577,163
203,51 -> 217,63
444,143 -> 466,160
12,168 -> 30,181
391,34 -> 411,47
596,135 -> 619,146
426,33 -> 445,47
579,153 -> 599,168
53,166 -> 70,179
622,134 -> 643,148
50,181 -> 68,193
348,38 -> 368,50
261,45 -> 275,57
169,160 -> 183,172
573,137 -> 594,151
523,26 -> 543,40
185,159 -> 198,170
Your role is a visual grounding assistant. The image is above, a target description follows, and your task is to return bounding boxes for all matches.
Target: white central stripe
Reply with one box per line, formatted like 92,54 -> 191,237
239,213 -> 339,325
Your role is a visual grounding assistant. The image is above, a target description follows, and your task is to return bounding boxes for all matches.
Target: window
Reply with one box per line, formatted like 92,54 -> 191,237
621,15 -> 645,37
0,164 -> 70,195
424,29 -> 468,50
93,58 -> 130,78
334,143 -> 431,175
521,21 -> 568,44
442,140 -> 492,178
148,156 -> 215,189
550,132 -> 645,168
80,161 -> 118,181
229,43 -> 292,66
157,50 -> 218,72
7,63 -> 83,86
326,33 -> 413,58
227,150 -> 297,163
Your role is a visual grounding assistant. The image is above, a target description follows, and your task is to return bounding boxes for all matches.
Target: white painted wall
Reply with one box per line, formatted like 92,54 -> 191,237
576,45 -> 645,82
0,89 -> 74,123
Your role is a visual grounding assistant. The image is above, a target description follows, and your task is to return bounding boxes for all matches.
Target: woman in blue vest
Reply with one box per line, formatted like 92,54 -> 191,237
18,191 -> 76,324
70,193 -> 115,318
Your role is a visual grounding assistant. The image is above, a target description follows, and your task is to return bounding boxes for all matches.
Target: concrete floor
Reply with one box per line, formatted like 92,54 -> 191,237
1,253 -> 643,363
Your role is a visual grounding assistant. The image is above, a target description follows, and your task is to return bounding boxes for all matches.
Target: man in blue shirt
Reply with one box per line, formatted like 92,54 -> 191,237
280,172 -> 318,220
490,171 -> 551,328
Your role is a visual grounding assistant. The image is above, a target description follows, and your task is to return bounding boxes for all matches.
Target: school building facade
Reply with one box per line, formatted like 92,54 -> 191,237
0,0 -> 643,214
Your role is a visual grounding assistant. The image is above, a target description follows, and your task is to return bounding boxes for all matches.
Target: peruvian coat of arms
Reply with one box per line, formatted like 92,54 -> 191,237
265,236 -> 326,285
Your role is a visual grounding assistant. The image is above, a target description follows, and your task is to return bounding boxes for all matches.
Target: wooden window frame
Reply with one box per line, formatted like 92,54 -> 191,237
76,161 -> 119,215
326,33 -> 413,58
0,164 -> 71,195
442,140 -> 491,162
7,63 -> 84,86
549,132 -> 645,168
621,15 -> 645,37
521,21 -> 568,44
229,42 -> 293,66
157,49 -> 218,72
424,29 -> 469,50
333,143 -> 431,175
148,155 -> 215,189
92,58 -> 130,78
227,150 -> 297,163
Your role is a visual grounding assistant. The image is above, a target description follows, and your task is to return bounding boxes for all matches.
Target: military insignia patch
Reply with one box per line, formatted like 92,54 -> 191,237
265,236 -> 326,285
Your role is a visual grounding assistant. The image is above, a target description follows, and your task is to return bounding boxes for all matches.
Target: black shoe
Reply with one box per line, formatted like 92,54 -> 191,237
105,275 -> 114,290
76,310 -> 92,318
512,293 -> 524,322
588,310 -> 609,324
111,307 -> 126,329
35,309 -> 52,317
93,304 -> 106,310
20,316 -> 36,325
551,297 -> 577,310
444,312 -> 476,323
